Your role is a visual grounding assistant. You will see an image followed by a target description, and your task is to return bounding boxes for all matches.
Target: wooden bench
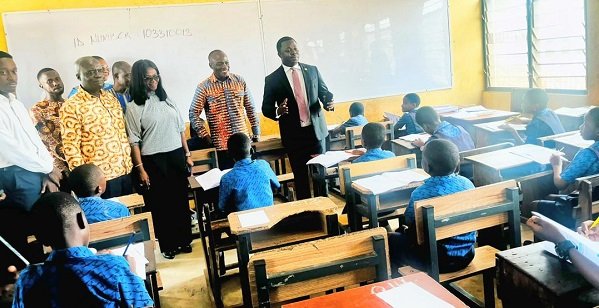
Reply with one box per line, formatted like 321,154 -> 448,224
575,173 -> 599,225
339,154 -> 417,231
248,228 -> 390,307
404,180 -> 522,308
88,213 -> 162,307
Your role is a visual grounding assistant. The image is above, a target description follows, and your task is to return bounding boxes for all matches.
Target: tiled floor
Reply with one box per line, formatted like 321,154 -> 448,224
155,194 -> 534,307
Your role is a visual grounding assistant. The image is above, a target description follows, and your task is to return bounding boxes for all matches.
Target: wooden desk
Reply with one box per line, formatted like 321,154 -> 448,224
555,107 -> 591,132
283,272 -> 467,308
391,139 -> 422,167
349,168 -> 428,230
110,193 -> 145,214
552,132 -> 593,161
228,197 -> 341,307
442,109 -> 518,138
496,241 -> 599,307
465,144 -> 558,216
474,120 -> 525,147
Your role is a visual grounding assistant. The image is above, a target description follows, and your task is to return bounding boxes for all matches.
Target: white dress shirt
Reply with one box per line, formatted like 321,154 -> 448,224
0,93 -> 53,173
282,64 -> 311,126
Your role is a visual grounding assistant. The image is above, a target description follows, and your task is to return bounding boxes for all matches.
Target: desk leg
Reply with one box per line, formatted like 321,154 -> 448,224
237,234 -> 252,307
348,192 -> 360,231
312,165 -> 328,197
367,195 -> 378,229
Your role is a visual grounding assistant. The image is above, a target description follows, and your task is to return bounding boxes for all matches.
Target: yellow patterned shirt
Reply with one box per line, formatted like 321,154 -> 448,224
60,86 -> 132,180
30,100 -> 69,172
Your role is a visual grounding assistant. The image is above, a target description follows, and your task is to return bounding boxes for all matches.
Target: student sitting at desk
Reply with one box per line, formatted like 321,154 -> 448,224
389,139 -> 476,273
353,122 -> 395,163
12,192 -> 153,307
218,133 -> 280,215
393,93 -> 424,137
528,108 -> 599,228
329,102 -> 368,136
502,88 -> 565,145
69,163 -> 129,224
413,106 -> 475,151
527,215 -> 599,289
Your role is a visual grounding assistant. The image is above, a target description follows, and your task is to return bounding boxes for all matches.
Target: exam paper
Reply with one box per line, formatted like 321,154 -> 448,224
195,168 -> 232,190
353,170 -> 429,194
399,133 -> 431,142
477,120 -> 526,132
509,144 -> 560,165
375,282 -> 454,308
555,106 -> 591,117
384,112 -> 401,124
111,242 -> 149,280
238,210 -> 270,228
306,151 -> 357,167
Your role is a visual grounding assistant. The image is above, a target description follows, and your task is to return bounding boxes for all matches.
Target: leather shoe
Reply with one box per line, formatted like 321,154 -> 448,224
162,250 -> 176,259
178,245 -> 192,253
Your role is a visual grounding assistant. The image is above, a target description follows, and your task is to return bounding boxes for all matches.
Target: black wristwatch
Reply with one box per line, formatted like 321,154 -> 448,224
555,240 -> 577,261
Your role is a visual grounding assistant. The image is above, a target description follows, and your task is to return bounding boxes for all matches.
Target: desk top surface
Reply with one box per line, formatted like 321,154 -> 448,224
553,132 -> 594,149
391,138 -> 419,150
228,197 -> 339,234
442,109 -> 518,123
282,272 -> 467,308
497,241 -> 592,296
465,144 -> 551,170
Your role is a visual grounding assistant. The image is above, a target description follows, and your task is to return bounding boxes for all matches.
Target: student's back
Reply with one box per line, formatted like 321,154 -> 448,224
430,121 -> 475,151
394,93 -> 424,137
330,102 -> 368,136
525,108 -> 565,144
78,197 -> 130,224
353,122 -> 395,163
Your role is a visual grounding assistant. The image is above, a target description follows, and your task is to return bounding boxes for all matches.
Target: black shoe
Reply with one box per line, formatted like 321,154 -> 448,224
162,250 -> 176,259
178,245 -> 192,253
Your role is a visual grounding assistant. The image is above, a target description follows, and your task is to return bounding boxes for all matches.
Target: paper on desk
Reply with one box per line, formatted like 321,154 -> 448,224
509,144 -> 560,165
353,170 -> 429,194
384,112 -> 401,124
327,124 -> 339,131
532,211 -> 599,266
238,210 -> 269,228
111,242 -> 148,280
555,106 -> 591,117
555,133 -> 594,148
477,120 -> 526,132
306,151 -> 357,167
375,282 -> 454,308
399,133 -> 431,142
433,105 -> 460,114
195,168 -> 232,190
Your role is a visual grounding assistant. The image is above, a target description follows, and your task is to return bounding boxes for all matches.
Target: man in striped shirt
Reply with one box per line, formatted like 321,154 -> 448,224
189,50 -> 260,169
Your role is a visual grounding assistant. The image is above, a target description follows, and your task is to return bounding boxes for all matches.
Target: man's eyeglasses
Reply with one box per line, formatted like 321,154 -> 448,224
144,75 -> 160,82
83,68 -> 104,78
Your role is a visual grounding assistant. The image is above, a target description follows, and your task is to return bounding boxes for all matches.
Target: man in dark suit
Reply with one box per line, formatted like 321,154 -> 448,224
262,36 -> 334,200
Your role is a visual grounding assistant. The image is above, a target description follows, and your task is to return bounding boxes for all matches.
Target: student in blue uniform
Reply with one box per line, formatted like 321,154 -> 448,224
69,163 -> 129,224
413,106 -> 475,151
12,192 -> 153,307
503,88 -> 565,145
527,107 -> 599,228
218,133 -> 280,215
393,93 -> 424,137
329,102 -> 368,136
388,139 -> 476,273
353,122 -> 395,163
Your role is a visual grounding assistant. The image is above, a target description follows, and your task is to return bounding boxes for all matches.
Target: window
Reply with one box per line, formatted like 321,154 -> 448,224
484,0 -> 586,92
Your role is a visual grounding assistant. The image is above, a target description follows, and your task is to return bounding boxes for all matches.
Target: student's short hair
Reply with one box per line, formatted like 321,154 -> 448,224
415,106 -> 440,127
227,132 -> 252,161
349,102 -> 364,116
111,61 -> 129,75
0,51 -> 12,59
31,192 -> 83,246
523,88 -> 549,109
587,107 -> 599,128
37,68 -> 56,81
69,164 -> 104,197
403,93 -> 421,107
361,122 -> 385,149
276,36 -> 296,53
423,139 -> 459,176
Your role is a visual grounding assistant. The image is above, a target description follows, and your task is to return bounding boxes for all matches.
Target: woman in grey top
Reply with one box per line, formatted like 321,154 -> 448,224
125,59 -> 193,259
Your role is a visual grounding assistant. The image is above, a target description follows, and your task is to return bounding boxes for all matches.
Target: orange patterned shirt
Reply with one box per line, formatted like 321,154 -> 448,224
60,87 -> 132,180
189,73 -> 260,151
30,100 -> 69,172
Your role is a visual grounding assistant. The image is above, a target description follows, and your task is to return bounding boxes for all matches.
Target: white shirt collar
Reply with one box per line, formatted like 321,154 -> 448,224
282,63 -> 301,72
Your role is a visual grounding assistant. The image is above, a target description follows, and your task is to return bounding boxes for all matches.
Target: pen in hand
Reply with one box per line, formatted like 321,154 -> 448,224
122,233 -> 136,256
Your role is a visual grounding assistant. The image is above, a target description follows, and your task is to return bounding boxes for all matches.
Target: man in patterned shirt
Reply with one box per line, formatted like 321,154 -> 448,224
60,56 -> 133,199
30,68 -> 69,174
389,139 -> 476,273
189,50 -> 260,169
12,192 -> 153,307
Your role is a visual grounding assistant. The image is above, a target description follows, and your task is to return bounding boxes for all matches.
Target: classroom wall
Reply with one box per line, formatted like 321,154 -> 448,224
0,0 -> 484,136
482,0 -> 599,111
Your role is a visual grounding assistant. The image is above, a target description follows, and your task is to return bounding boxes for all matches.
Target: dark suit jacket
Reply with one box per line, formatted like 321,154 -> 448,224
262,63 -> 333,149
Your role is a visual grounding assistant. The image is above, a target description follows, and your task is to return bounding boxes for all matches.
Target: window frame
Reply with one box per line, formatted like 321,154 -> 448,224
482,0 -> 588,95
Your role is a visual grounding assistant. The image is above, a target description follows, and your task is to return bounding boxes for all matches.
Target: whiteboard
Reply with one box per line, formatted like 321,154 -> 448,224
2,0 -> 452,114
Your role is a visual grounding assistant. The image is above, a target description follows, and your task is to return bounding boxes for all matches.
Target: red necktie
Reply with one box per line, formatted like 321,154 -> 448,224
292,67 -> 309,124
